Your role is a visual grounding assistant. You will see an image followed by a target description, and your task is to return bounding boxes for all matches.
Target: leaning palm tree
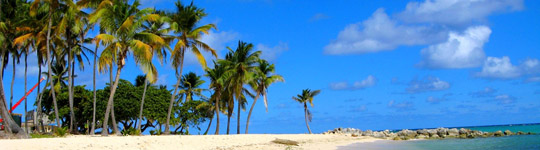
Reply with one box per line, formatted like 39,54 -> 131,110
222,41 -> 260,134
245,59 -> 284,134
136,12 -> 171,132
90,0 -> 162,136
205,61 -> 229,134
292,89 -> 321,134
163,1 -> 217,135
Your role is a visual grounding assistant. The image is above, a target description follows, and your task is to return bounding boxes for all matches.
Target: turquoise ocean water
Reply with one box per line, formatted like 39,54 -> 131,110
340,123 -> 540,150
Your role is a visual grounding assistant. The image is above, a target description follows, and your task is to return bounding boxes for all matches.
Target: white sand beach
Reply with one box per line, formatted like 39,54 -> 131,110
0,134 -> 380,150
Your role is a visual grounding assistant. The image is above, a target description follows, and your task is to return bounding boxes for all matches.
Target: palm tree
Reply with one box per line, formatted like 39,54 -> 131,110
30,0 -> 66,129
0,0 -> 29,137
205,61 -> 228,134
90,0 -> 163,136
163,1 -> 217,135
222,41 -> 260,134
136,13 -> 171,132
179,72 -> 206,102
292,89 -> 321,134
245,60 -> 284,134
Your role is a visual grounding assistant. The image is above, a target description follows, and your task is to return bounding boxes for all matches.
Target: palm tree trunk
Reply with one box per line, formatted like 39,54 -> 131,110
214,92 -> 220,135
137,79 -> 148,132
237,99 -> 241,134
108,63 -> 119,135
37,60 -> 44,133
0,54 -> 28,138
68,44 -> 75,133
90,46 -> 97,135
101,65 -> 123,136
304,103 -> 312,134
203,115 -> 213,135
226,114 -> 231,135
24,52 -> 28,133
10,58 -> 15,112
46,13 -> 61,128
245,95 -> 259,134
164,50 -> 184,135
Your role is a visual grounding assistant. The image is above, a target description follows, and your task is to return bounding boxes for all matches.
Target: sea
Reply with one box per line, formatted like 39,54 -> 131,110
340,123 -> 540,150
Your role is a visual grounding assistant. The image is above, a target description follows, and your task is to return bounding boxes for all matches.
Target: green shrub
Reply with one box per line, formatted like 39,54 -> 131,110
54,127 -> 68,137
121,128 -> 141,136
150,129 -> 161,135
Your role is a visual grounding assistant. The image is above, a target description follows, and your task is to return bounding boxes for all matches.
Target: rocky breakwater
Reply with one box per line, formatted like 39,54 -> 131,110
322,127 -> 535,140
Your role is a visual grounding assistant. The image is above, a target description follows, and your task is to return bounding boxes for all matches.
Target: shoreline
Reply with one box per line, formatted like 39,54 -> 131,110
0,134 -> 381,150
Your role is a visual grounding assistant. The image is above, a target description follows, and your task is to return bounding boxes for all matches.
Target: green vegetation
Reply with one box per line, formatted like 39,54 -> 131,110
292,89 -> 321,134
30,133 -> 55,138
0,0 -> 308,138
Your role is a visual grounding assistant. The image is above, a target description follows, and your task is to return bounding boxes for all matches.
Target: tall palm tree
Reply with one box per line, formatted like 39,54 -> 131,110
0,0 -> 29,137
90,0 -> 163,136
245,59 -> 284,134
222,41 -> 260,134
163,1 -> 217,135
205,61 -> 228,134
292,89 -> 321,134
136,13 -> 171,132
30,0 -> 67,129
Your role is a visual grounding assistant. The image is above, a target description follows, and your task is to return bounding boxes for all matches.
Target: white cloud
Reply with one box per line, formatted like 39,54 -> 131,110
257,42 -> 289,62
329,75 -> 377,90
398,0 -> 523,26
406,76 -> 450,93
324,0 -> 522,56
185,30 -> 239,66
475,56 -> 540,79
418,26 -> 490,69
494,94 -> 516,104
324,9 -> 447,54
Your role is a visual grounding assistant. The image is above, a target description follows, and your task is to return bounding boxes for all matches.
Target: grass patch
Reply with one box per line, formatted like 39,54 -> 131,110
30,133 -> 55,138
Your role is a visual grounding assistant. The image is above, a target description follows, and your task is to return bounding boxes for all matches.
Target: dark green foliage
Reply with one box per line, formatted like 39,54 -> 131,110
55,127 -> 68,137
173,100 -> 213,134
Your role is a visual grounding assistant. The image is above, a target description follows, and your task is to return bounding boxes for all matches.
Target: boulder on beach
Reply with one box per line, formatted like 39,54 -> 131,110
447,128 -> 459,137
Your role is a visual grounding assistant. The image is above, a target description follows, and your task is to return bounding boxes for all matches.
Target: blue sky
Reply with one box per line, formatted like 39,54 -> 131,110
3,0 -> 540,134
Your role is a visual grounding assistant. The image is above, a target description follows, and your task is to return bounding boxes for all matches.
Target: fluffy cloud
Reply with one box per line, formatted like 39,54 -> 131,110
324,0 -> 522,55
406,76 -> 450,93
257,42 -> 289,62
398,0 -> 523,26
324,9 -> 446,54
329,75 -> 377,90
475,57 -> 540,79
418,26 -> 490,69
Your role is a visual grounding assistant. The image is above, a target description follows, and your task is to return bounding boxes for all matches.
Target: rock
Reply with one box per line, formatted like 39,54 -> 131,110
494,130 -> 504,137
430,134 -> 440,139
351,133 -> 359,137
372,131 -> 386,138
517,131 -> 524,135
417,134 -> 428,139
397,129 -> 417,138
417,129 -> 429,135
447,128 -> 459,137
393,136 -> 402,140
459,128 -> 470,135
427,129 -> 438,136
437,128 -> 448,137
362,130 -> 373,136
504,130 -> 514,135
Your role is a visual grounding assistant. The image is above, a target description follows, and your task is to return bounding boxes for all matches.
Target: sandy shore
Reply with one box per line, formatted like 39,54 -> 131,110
0,134 -> 380,150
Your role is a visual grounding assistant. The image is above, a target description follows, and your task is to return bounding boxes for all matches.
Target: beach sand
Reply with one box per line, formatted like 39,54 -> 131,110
0,134 -> 380,150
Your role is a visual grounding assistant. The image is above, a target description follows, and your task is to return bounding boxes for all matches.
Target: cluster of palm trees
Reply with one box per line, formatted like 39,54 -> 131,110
0,0 -> 291,137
